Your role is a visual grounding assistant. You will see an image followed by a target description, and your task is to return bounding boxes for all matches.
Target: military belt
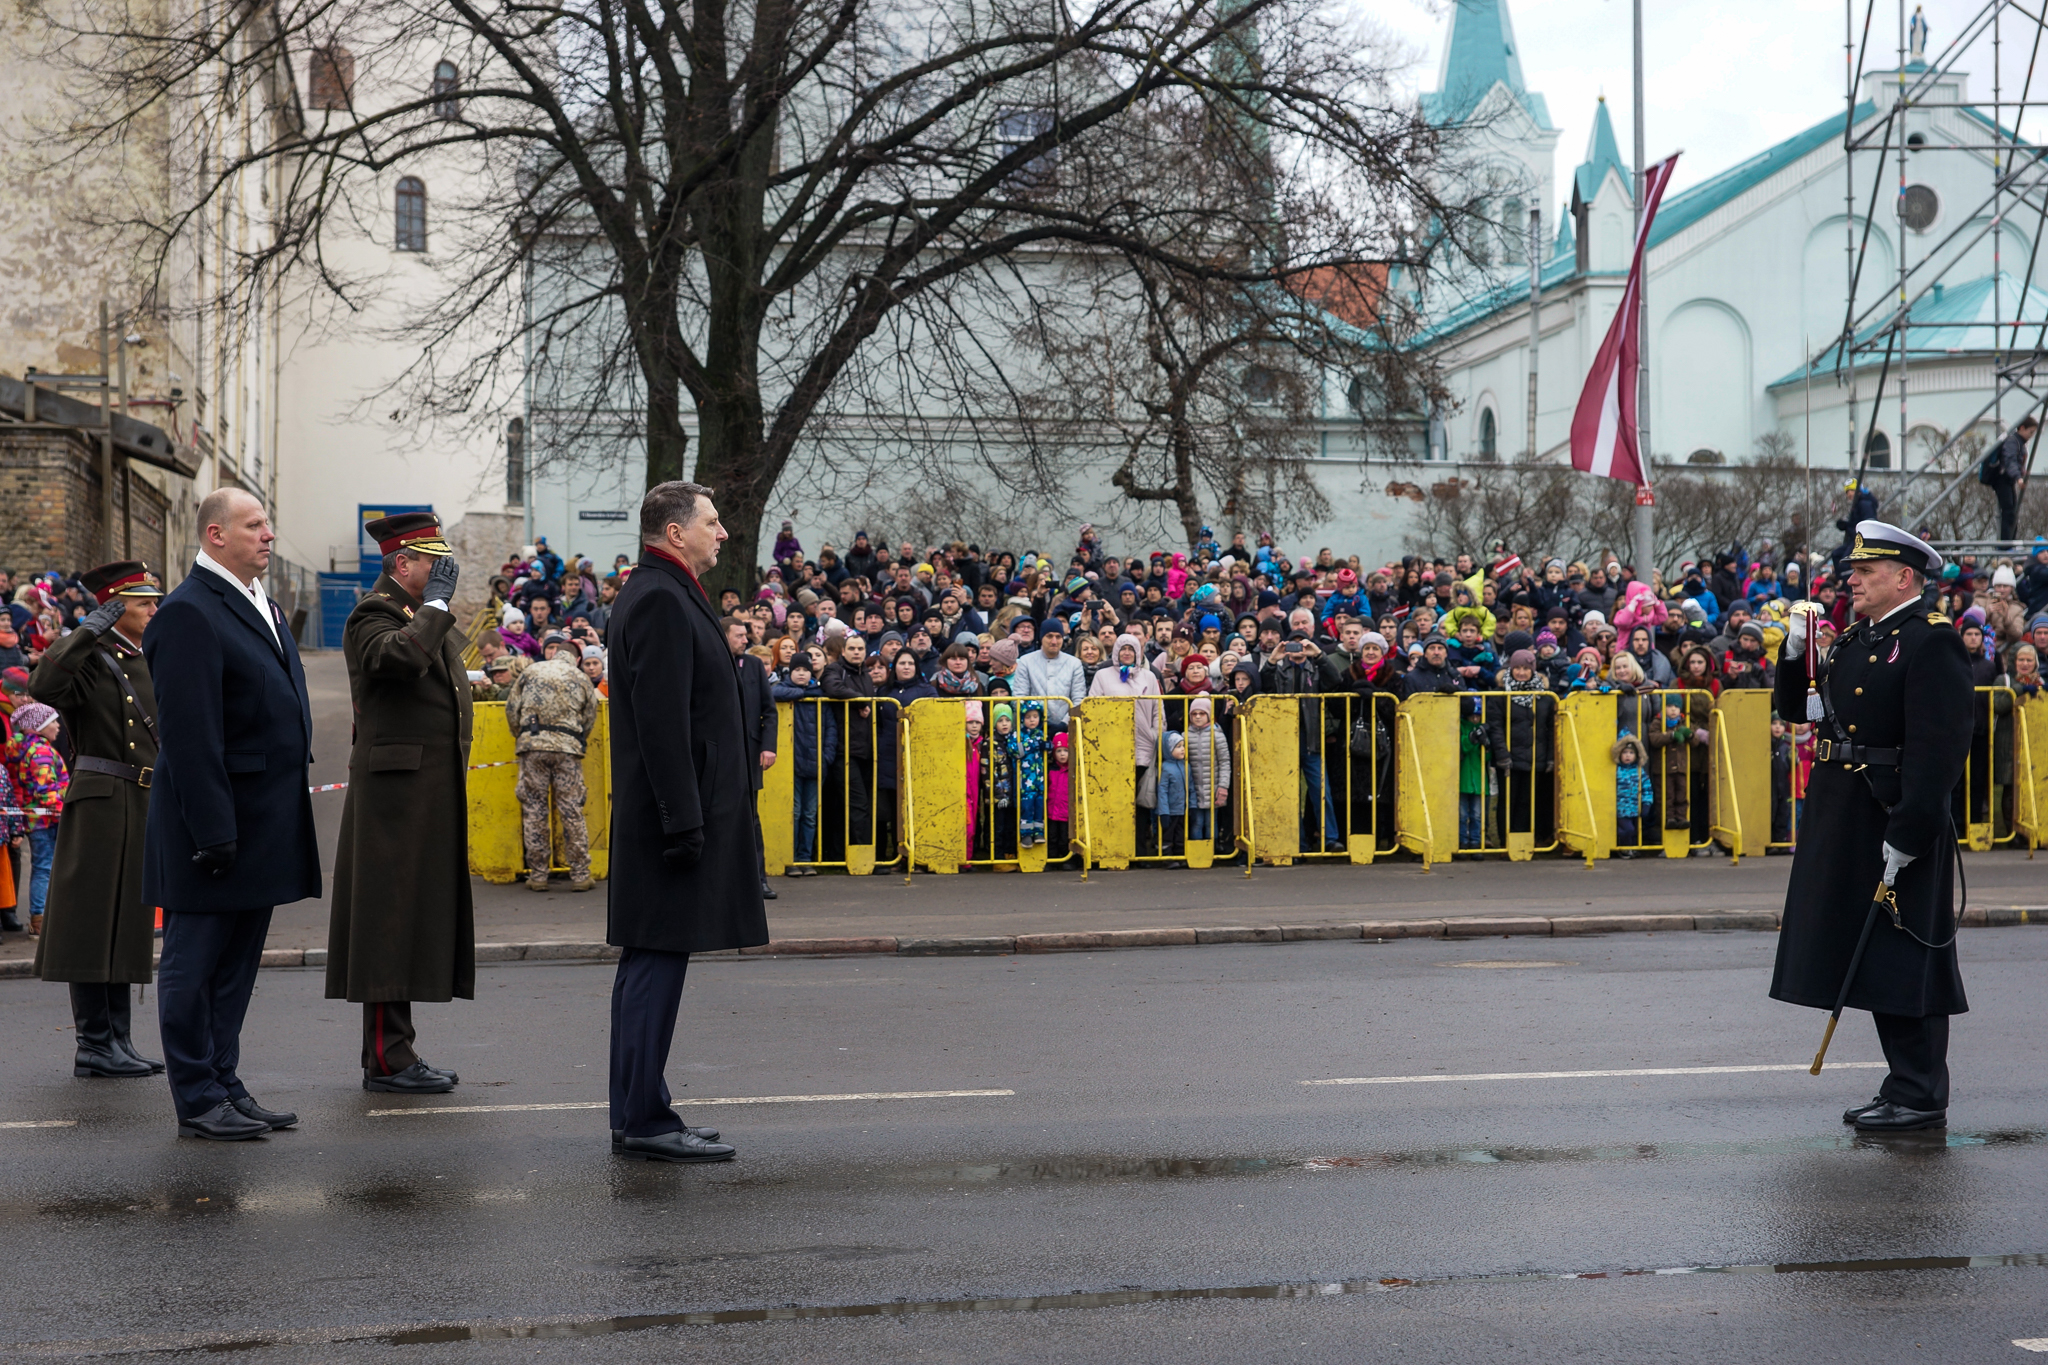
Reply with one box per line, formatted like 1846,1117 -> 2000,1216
74,755 -> 152,787
1811,737 -> 1901,767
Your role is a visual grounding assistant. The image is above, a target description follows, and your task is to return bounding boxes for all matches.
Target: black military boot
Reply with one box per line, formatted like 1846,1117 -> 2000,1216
106,984 -> 165,1074
72,984 -> 153,1078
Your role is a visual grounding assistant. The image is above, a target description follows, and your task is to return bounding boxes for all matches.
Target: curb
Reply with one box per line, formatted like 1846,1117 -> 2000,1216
1,907 -> 2042,979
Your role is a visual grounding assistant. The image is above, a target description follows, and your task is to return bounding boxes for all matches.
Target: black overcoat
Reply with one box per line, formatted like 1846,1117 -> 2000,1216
29,626 -> 157,983
1770,598 -> 1972,1017
326,577 -> 476,1002
736,651 -> 775,792
142,567 -> 321,913
605,551 -> 767,954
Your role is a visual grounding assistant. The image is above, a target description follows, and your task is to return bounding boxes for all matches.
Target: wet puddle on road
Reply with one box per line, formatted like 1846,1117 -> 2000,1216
17,1129 -> 2038,1224
129,1250 -> 2048,1350
896,1129 -> 2040,1187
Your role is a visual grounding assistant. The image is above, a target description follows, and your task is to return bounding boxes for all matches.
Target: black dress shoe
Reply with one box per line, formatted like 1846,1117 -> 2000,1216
762,884 -> 779,900
74,1044 -> 155,1079
1842,1095 -> 1886,1125
231,1095 -> 299,1130
613,1125 -> 719,1144
414,1059 -> 460,1085
613,1130 -> 735,1163
1854,1101 -> 1947,1132
363,1061 -> 457,1094
178,1100 -> 270,1141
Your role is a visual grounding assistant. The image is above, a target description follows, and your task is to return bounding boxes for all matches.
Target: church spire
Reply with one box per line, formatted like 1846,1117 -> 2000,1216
1423,0 -> 1553,129
1573,96 -> 1632,207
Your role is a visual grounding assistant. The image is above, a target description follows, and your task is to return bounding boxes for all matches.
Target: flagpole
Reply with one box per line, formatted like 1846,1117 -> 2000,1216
1630,0 -> 1655,583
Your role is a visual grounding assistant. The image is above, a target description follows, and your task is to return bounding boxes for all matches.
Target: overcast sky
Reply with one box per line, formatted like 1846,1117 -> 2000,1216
1379,0 -> 2038,207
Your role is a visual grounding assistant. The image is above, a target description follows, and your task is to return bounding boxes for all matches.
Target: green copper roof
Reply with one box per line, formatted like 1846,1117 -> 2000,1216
1573,99 -> 1630,205
1421,0 -> 1554,131
1768,271 -> 2048,387
1648,101 -> 1876,247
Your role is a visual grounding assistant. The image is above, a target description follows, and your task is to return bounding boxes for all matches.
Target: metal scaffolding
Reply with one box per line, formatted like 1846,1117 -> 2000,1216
1828,0 -> 2048,538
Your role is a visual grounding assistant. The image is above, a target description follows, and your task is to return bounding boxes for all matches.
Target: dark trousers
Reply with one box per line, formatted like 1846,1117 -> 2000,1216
1993,476 -> 2020,542
157,909 -> 273,1120
1873,1012 -> 1950,1111
362,1001 -> 421,1075
609,947 -> 690,1139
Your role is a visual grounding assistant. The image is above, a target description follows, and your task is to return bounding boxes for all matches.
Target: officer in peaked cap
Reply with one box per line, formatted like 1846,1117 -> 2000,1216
326,512 -> 474,1094
1773,520 -> 1973,1132
28,561 -> 164,1079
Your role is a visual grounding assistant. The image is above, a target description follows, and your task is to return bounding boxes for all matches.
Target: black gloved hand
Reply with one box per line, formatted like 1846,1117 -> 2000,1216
424,555 -> 460,604
661,827 -> 704,870
191,841 -> 237,879
77,596 -> 128,638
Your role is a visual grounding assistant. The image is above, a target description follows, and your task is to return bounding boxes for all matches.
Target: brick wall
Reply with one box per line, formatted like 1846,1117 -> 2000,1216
0,427 -> 171,575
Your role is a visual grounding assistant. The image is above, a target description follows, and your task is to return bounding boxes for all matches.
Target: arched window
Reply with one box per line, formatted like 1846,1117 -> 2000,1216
395,177 -> 427,252
1864,429 -> 1891,471
1502,198 -> 1525,265
431,60 -> 460,120
1478,407 -> 1498,461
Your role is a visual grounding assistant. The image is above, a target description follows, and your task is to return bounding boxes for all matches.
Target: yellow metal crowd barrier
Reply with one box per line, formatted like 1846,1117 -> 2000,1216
458,687 -> 2048,883
466,700 -> 612,883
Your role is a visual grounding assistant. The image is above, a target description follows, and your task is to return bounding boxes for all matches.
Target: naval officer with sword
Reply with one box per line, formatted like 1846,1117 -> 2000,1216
1776,521 -> 1973,1133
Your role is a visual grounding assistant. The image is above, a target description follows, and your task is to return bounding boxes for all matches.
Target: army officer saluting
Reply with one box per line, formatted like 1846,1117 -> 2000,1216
28,562 -> 165,1079
1773,522 -> 1973,1133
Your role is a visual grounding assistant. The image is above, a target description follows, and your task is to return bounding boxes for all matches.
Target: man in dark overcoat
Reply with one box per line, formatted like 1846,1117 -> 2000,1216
29,561 -> 165,1079
727,616 -> 778,900
144,488 -> 322,1141
606,482 -> 765,1163
1773,521 -> 1973,1132
326,512 -> 473,1094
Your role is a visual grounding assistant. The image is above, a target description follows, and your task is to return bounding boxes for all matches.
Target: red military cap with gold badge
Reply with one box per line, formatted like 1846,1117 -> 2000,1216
80,560 -> 164,603
363,512 -> 454,557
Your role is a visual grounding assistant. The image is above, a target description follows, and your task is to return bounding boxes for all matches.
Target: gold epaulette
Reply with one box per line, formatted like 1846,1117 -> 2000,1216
1925,611 -> 1950,625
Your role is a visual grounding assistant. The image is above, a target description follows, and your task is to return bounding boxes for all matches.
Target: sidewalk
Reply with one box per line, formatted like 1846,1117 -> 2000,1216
0,648 -> 2038,968
7,848 -> 2041,972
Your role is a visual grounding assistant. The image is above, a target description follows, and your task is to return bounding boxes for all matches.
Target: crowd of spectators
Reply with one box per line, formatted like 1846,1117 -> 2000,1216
729,518 -> 2048,869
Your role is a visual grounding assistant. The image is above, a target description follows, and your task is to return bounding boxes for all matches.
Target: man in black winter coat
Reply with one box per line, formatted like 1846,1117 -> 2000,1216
1985,415 -> 2035,542
1773,522 -> 1972,1133
145,489 -> 321,1141
728,617 -> 778,900
605,483 -> 763,1164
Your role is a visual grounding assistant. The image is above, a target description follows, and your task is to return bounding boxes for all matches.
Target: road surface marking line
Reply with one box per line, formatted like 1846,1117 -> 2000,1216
0,1119 -> 76,1129
2014,1340 -> 2048,1353
1304,1063 -> 1889,1086
367,1088 -> 1015,1117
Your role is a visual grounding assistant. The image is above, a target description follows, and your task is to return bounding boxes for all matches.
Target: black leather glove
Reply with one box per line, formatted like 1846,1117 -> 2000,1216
662,828 -> 704,870
77,596 -> 128,638
424,555 -> 460,604
191,841 -> 237,879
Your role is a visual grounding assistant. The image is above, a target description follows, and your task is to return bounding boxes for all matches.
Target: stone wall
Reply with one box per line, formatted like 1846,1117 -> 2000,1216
444,510 -> 524,617
0,426 -> 169,575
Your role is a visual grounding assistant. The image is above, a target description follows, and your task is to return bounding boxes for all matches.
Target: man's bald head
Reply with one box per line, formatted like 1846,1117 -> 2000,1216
196,487 -> 274,583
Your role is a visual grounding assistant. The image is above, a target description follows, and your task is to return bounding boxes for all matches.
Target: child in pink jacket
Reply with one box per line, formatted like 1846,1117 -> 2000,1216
1612,580 -> 1668,633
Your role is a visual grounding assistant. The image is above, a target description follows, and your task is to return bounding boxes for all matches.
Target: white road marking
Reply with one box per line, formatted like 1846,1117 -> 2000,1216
2013,1340 -> 2048,1353
367,1088 -> 1015,1117
1304,1063 -> 1889,1087
0,1119 -> 76,1129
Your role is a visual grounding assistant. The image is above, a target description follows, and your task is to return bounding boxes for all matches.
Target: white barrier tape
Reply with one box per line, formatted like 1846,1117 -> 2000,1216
309,753 -> 524,794
0,758 -> 530,810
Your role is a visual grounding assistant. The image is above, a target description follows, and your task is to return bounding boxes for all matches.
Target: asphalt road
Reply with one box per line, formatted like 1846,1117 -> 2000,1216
3,928 -> 2045,1361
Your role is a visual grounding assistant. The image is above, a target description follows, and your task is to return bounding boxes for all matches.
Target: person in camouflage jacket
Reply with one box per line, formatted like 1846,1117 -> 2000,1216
505,652 -> 599,890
